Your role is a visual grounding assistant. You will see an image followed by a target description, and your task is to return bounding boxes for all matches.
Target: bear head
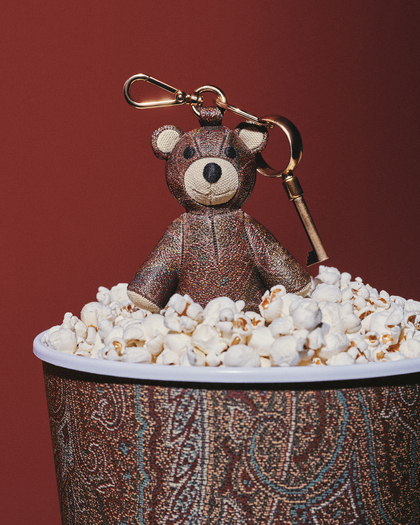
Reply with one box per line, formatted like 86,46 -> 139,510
150,108 -> 268,212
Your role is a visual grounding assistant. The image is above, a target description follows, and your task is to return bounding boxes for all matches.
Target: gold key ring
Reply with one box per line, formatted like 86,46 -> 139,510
255,115 -> 303,177
190,86 -> 227,118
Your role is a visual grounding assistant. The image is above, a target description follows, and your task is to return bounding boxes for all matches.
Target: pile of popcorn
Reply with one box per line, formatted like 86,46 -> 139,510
43,266 -> 420,367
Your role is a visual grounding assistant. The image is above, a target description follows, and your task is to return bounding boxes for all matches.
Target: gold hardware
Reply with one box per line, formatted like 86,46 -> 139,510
214,99 -> 274,128
255,115 -> 303,177
251,115 -> 328,266
123,74 -> 204,109
190,86 -> 228,118
123,75 -> 228,120
282,173 -> 328,266
123,76 -> 328,266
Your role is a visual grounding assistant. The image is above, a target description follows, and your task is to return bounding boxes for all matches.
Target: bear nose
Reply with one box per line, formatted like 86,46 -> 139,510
203,162 -> 222,183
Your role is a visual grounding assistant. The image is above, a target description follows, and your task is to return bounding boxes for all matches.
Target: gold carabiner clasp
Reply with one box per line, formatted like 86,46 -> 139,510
123,74 -> 229,120
123,74 -> 203,109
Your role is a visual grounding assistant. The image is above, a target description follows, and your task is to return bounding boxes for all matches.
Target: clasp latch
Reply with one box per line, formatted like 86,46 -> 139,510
124,74 -> 229,120
123,74 -> 202,109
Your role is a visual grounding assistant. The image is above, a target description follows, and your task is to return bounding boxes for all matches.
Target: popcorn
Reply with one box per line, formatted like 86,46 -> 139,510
141,314 -> 168,339
44,268 -> 420,368
369,310 -> 401,344
123,323 -> 145,346
109,283 -> 131,303
276,293 -> 300,317
320,302 -> 346,333
269,317 -> 294,337
326,352 -> 355,366
289,298 -> 322,331
269,335 -> 305,367
403,311 -> 420,331
399,339 -> 420,359
96,286 -> 111,306
206,351 -> 223,367
167,293 -> 188,315
347,335 -> 370,364
310,357 -> 325,366
179,346 -> 206,367
364,331 -> 381,349
259,285 -> 287,323
156,348 -> 180,365
73,319 -> 88,340
123,346 -> 152,364
316,265 -> 341,286
98,318 -> 114,341
144,333 -> 165,357
406,299 -> 420,312
340,272 -> 352,290
384,352 -> 406,362
223,344 -> 260,367
203,297 -> 243,324
353,295 -> 367,310
259,297 -> 284,324
307,326 -> 326,351
164,333 -> 192,355
318,331 -> 350,360
340,287 -> 354,302
80,302 -> 112,329
46,326 -> 77,354
246,311 -> 265,328
311,283 -> 342,303
248,327 -> 276,357
341,302 -> 362,333
374,290 -> 391,310
191,324 -> 227,355
260,357 -> 271,367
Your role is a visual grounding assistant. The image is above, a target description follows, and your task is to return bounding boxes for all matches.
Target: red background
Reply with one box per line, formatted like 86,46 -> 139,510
2,1 -> 420,522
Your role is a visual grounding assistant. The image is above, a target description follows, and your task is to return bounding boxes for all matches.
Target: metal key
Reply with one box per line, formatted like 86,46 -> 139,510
255,114 -> 329,266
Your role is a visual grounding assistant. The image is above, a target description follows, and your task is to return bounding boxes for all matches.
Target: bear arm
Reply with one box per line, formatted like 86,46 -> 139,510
127,291 -> 161,313
295,279 -> 313,297
127,218 -> 182,311
244,214 -> 311,294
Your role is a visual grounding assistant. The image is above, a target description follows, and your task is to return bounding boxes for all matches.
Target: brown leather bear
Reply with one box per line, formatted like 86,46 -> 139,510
128,108 -> 311,313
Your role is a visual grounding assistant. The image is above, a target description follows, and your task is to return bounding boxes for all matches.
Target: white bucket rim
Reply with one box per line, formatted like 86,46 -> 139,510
33,330 -> 420,384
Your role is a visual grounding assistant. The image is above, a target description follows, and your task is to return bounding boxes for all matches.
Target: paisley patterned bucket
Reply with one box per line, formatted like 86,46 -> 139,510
34,332 -> 420,525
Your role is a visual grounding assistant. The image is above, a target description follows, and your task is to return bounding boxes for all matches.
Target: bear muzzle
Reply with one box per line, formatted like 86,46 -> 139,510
184,157 -> 239,206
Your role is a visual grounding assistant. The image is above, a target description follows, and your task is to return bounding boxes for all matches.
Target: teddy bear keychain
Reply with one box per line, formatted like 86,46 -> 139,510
123,74 -> 328,313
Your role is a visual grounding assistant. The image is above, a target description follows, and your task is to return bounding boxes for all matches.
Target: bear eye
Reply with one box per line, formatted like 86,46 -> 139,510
225,146 -> 236,159
183,146 -> 195,160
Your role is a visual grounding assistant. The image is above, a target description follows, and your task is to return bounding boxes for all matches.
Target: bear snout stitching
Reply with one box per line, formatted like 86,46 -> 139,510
184,157 -> 239,206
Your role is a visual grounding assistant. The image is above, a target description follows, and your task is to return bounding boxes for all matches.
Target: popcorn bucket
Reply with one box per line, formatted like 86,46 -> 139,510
34,331 -> 420,525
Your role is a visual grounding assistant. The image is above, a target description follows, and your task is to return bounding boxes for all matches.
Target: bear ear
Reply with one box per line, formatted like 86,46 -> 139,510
235,122 -> 268,154
151,125 -> 184,160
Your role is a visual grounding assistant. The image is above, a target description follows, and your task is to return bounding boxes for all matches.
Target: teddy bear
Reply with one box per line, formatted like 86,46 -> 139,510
127,107 -> 311,313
